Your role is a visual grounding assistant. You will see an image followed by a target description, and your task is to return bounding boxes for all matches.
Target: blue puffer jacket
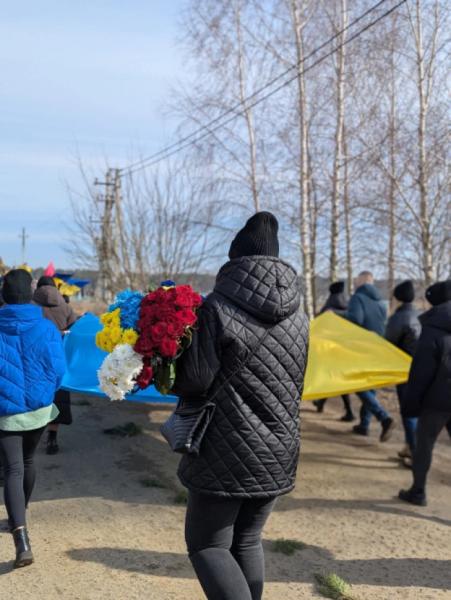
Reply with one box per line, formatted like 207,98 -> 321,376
346,284 -> 387,336
0,304 -> 66,416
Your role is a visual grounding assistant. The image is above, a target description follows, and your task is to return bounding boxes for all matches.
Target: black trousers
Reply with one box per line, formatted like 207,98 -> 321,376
0,427 -> 45,529
185,491 -> 276,600
413,411 -> 451,492
315,395 -> 353,414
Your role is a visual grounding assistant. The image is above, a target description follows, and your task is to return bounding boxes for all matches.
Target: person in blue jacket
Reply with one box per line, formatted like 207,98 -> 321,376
0,269 -> 65,568
346,271 -> 395,442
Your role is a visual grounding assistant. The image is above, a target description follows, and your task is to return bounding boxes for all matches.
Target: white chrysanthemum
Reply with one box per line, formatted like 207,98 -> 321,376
98,344 -> 144,401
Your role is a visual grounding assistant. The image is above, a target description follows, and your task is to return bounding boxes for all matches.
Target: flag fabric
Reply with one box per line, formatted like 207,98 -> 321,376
54,277 -> 81,297
303,312 -> 411,400
61,312 -> 411,403
43,261 -> 56,277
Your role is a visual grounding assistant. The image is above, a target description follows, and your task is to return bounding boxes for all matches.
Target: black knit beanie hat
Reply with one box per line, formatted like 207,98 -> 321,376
394,280 -> 415,303
2,269 -> 33,304
426,280 -> 451,306
329,281 -> 345,294
229,212 -> 279,260
37,276 -> 56,288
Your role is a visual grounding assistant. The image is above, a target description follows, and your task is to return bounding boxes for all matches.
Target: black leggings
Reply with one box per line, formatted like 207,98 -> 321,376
413,411 -> 451,492
185,491 -> 276,600
0,427 -> 45,529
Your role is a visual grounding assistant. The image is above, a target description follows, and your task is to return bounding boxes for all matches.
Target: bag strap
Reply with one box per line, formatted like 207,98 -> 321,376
208,325 -> 272,403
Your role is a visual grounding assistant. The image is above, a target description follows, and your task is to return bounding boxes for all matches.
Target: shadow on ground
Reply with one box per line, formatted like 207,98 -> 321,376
276,495 -> 451,528
66,545 -> 451,590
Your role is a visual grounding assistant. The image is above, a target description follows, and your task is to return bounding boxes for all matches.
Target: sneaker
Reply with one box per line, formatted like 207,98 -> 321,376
380,418 -> 395,442
340,413 -> 355,422
46,438 -> 59,455
398,445 -> 411,459
398,488 -> 427,506
313,400 -> 324,413
352,425 -> 369,436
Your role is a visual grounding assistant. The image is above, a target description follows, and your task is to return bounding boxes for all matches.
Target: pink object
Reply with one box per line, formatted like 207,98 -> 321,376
44,261 -> 56,277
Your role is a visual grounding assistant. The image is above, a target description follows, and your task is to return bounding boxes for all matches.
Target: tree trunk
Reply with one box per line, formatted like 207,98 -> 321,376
330,0 -> 348,283
235,2 -> 260,212
415,0 -> 433,285
387,27 -> 397,305
343,128 -> 353,296
290,0 -> 314,319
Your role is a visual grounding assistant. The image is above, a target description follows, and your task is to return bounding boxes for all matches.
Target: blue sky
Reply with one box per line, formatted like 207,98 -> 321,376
0,0 -> 185,268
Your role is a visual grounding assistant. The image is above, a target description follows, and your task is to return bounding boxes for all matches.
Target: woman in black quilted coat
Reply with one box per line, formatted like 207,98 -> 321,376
174,212 -> 309,600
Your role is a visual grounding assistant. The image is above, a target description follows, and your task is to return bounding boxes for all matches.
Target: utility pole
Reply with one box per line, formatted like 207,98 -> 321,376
19,227 -> 29,264
113,168 -> 132,288
94,169 -> 116,302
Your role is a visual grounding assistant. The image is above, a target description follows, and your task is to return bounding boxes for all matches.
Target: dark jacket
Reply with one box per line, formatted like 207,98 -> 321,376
385,303 -> 421,356
320,291 -> 348,317
0,304 -> 66,416
403,300 -> 451,417
174,256 -> 309,499
33,285 -> 77,332
346,284 -> 387,335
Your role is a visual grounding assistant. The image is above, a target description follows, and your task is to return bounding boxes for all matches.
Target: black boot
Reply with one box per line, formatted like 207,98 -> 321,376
46,431 -> 59,455
340,412 -> 355,422
12,527 -> 33,568
398,487 -> 427,507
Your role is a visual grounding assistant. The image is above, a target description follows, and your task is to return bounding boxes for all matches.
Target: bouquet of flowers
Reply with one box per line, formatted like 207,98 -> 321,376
96,282 -> 202,400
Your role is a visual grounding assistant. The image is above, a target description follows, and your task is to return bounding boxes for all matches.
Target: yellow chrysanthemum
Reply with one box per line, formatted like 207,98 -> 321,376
96,331 -> 109,352
121,329 -> 139,346
109,326 -> 122,345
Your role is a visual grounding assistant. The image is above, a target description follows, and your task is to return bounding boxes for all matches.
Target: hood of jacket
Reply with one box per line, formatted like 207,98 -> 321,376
33,285 -> 64,308
355,283 -> 382,302
214,256 -> 301,324
420,300 -> 451,334
0,304 -> 44,336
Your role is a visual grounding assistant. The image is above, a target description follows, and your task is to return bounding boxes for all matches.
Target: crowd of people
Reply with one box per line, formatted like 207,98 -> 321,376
0,211 -> 449,600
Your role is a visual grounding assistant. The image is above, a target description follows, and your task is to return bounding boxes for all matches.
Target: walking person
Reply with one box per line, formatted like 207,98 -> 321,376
313,281 -> 355,421
346,271 -> 395,441
34,276 -> 76,454
0,270 -> 65,567
174,212 -> 309,600
385,281 -> 421,466
399,280 -> 451,506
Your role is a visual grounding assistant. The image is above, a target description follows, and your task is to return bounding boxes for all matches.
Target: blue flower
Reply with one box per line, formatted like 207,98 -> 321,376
109,289 -> 144,331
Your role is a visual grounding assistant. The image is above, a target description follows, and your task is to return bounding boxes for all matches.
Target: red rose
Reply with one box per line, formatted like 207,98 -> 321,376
134,335 -> 154,357
166,315 -> 186,338
174,285 -> 198,309
136,364 -> 154,389
177,308 -> 197,327
149,322 -> 168,343
159,337 -> 179,358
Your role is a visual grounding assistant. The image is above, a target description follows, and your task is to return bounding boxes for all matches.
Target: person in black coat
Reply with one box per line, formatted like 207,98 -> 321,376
399,280 -> 451,506
174,212 -> 309,600
313,281 -> 355,421
385,281 -> 421,463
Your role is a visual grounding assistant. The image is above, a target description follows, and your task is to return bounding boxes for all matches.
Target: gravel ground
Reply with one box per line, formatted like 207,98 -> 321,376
0,393 -> 449,599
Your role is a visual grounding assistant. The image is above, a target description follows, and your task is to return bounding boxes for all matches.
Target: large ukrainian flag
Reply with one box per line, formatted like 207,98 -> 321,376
62,311 -> 411,402
303,311 -> 411,400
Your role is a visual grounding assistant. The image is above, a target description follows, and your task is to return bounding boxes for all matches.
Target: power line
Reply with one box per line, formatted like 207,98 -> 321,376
122,0 -> 392,175
122,0 -> 406,177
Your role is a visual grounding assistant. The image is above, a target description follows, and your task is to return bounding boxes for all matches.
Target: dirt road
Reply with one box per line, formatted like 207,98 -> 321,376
0,394 -> 449,599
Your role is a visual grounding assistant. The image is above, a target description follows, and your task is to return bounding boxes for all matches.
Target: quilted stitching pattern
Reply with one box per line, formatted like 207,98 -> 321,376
0,305 -> 66,416
176,257 -> 309,499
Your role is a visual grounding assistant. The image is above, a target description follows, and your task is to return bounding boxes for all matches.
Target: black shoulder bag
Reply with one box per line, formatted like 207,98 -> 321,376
160,327 -> 271,456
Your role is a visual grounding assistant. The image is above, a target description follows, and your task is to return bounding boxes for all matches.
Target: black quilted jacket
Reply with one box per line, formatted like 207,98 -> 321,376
174,256 -> 309,498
